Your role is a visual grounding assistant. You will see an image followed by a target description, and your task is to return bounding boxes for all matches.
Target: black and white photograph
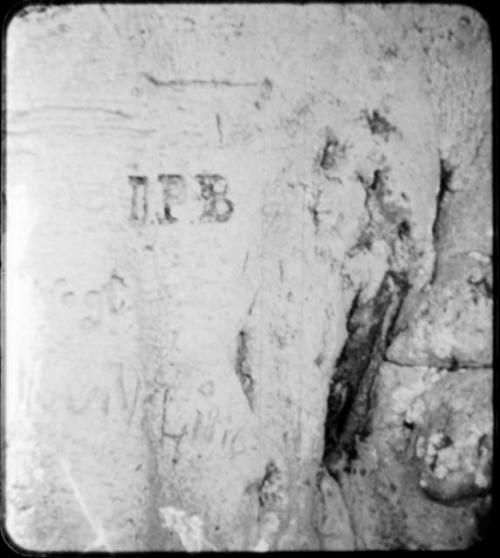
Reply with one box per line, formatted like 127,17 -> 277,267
2,2 -> 493,551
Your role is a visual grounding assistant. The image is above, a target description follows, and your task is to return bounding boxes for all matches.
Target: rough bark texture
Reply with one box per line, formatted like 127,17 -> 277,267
5,4 -> 491,551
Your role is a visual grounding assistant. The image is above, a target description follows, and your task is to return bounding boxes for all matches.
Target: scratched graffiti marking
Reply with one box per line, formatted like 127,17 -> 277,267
66,387 -> 100,415
188,405 -> 247,460
106,271 -> 128,314
47,271 -> 131,333
195,174 -> 234,223
191,407 -> 220,444
229,428 -> 246,459
129,176 -> 148,221
157,174 -> 187,223
111,362 -> 142,426
128,174 -> 234,224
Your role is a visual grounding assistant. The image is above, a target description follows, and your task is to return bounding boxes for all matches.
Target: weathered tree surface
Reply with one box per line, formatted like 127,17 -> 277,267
5,4 -> 491,551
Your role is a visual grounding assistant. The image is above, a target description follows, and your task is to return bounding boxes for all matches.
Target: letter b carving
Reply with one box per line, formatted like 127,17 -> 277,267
129,173 -> 234,224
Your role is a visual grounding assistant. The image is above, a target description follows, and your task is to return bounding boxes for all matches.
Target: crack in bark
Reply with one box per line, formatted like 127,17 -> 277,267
235,330 -> 255,411
215,113 -> 223,144
354,168 -> 391,251
258,461 -> 282,508
335,476 -> 360,548
161,389 -> 188,461
323,271 -> 409,475
430,158 -> 453,283
314,468 -> 358,548
308,202 -> 321,231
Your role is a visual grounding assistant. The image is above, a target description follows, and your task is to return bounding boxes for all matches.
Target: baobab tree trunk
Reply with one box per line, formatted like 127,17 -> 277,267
6,4 -> 491,551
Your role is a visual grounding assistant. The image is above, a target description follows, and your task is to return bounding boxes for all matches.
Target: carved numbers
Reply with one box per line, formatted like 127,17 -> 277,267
129,174 -> 234,224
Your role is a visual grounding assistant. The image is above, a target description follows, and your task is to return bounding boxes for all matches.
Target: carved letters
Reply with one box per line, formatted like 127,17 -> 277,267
196,174 -> 234,223
129,174 -> 234,224
129,176 -> 148,221
157,174 -> 187,223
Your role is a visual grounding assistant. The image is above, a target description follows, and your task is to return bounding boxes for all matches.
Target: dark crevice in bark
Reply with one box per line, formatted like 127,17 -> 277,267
256,460 -> 285,540
357,168 -> 389,241
364,109 -> 399,140
368,168 -> 387,193
308,202 -> 320,231
397,219 -> 411,240
468,499 -> 493,549
235,330 -> 255,411
322,271 -> 409,478
468,275 -> 493,299
258,461 -> 281,507
430,158 -> 453,283
319,130 -> 347,171
320,139 -> 339,170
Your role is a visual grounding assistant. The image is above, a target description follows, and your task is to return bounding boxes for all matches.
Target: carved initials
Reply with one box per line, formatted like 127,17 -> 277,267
195,174 -> 234,223
129,176 -> 148,221
129,174 -> 234,224
157,174 -> 186,223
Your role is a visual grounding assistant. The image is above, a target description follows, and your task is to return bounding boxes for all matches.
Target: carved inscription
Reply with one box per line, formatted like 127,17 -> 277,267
188,405 -> 247,460
128,174 -> 234,224
157,174 -> 187,223
129,176 -> 148,222
196,174 -> 234,222
191,407 -> 220,444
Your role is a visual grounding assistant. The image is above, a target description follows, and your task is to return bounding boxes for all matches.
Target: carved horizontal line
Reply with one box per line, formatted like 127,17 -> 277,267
143,73 -> 260,88
9,106 -> 133,119
7,126 -> 156,137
